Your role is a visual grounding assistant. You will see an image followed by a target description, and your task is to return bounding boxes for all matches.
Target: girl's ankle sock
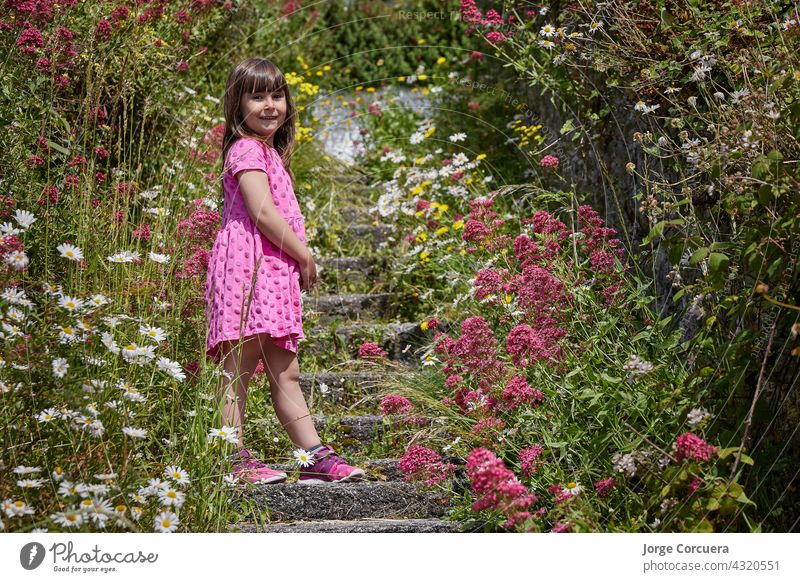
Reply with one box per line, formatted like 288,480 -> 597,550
308,443 -> 324,454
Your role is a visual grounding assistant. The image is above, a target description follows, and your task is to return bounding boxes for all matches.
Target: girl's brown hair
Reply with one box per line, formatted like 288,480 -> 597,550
222,57 -> 298,188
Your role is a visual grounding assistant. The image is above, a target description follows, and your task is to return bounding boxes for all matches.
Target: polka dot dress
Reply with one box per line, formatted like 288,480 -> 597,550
205,136 -> 307,364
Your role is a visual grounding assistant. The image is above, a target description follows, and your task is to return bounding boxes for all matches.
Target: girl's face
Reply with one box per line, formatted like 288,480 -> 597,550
239,87 -> 287,142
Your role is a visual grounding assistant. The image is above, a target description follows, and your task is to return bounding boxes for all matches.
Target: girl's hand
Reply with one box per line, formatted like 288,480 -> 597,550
299,253 -> 318,290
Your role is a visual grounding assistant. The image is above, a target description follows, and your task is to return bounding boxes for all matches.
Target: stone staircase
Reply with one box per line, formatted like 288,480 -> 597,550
228,175 -> 461,533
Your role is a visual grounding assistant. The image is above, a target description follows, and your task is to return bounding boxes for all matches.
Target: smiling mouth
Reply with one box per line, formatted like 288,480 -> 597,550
260,116 -> 278,121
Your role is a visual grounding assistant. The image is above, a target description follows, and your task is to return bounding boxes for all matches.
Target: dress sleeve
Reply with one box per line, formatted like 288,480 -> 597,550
225,137 -> 271,177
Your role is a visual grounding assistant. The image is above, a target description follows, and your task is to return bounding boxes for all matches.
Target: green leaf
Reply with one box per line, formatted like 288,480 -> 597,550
599,372 -> 622,384
708,252 -> 729,274
46,139 -> 70,156
560,118 -> 575,135
689,247 -> 710,266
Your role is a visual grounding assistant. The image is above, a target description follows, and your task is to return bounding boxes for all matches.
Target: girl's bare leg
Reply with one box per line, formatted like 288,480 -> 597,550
259,334 -> 321,450
215,335 -> 262,449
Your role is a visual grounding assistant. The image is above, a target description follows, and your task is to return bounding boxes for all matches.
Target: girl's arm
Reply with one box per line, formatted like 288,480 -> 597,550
236,169 -> 312,266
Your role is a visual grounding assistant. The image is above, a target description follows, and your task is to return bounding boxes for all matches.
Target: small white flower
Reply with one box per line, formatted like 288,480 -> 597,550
14,209 -> 37,229
52,357 -> 69,379
157,488 -> 186,508
164,466 -> 190,486
140,324 -> 167,342
540,24 -> 556,37
58,295 -> 83,311
293,448 -> 315,467
153,510 -> 179,533
156,357 -> 186,382
37,408 -> 59,423
448,132 -> 467,143
13,466 -> 42,475
148,252 -> 170,264
5,250 -> 29,270
122,426 -> 148,439
57,243 -> 84,261
51,509 -> 84,527
208,426 -> 240,445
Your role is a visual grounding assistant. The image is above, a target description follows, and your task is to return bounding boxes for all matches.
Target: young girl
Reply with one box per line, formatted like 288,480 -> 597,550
204,57 -> 364,485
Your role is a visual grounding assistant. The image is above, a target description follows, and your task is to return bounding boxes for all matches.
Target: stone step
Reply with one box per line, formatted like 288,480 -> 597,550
313,414 -> 384,445
339,206 -> 380,225
304,321 -> 445,365
305,293 -> 393,322
341,223 -> 395,250
270,458 -> 402,481
234,518 -> 459,533
235,481 -> 451,521
317,255 -> 378,286
298,370 -> 382,405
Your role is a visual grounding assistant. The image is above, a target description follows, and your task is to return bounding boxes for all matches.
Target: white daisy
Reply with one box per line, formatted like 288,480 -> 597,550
293,448 -> 315,467
51,509 -> 84,527
208,426 -> 240,445
588,20 -> 603,33
122,426 -> 147,439
153,510 -> 179,532
12,466 -> 42,475
57,243 -> 84,261
156,357 -> 185,382
148,252 -> 170,264
448,132 -> 467,143
107,250 -> 141,263
146,207 -> 171,218
37,408 -> 59,423
14,209 -> 37,229
564,481 -> 583,495
17,479 -> 46,488
540,24 -> 556,37
88,294 -> 109,307
0,222 -> 21,237
157,488 -> 186,508
164,466 -> 190,486
52,357 -> 69,378
140,324 -> 167,342
58,295 -> 84,311
4,498 -> 35,517
94,473 -> 118,481
5,250 -> 29,270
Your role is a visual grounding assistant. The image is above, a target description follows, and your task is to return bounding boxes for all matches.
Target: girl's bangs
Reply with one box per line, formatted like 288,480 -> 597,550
243,66 -> 285,95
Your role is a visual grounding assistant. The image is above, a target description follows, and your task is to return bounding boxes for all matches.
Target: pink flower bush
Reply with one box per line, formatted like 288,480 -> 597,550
358,342 -> 387,358
594,478 -> 615,497
672,433 -> 717,463
467,448 -> 536,529
398,445 -> 453,487
519,445 -> 545,478
501,375 -> 544,410
540,155 -> 560,168
379,395 -> 413,416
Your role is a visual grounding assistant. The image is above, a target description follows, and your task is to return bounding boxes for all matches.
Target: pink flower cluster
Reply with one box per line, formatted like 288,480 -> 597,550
540,155 -> 560,168
379,395 -> 413,416
593,477 -> 615,497
519,445 -> 545,478
177,206 -> 220,244
467,448 -> 537,529
672,432 -> 717,463
358,342 -> 387,358
398,445 -> 453,487
501,375 -> 545,410
505,321 -> 566,368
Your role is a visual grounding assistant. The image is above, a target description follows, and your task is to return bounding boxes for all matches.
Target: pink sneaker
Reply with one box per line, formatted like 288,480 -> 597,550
230,448 -> 287,484
298,445 -> 365,484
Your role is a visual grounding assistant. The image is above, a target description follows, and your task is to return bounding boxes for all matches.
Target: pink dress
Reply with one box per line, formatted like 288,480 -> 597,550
205,136 -> 307,364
